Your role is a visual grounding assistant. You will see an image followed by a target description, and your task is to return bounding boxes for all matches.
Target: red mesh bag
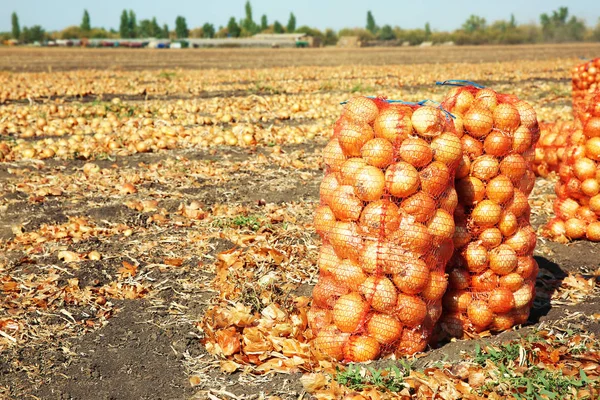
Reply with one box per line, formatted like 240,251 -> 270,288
533,120 -> 579,177
572,58 -> 600,122
542,100 -> 600,242
436,85 -> 539,337
309,96 -> 461,362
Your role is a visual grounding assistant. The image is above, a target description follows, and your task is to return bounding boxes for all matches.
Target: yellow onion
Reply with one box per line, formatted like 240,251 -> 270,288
467,300 -> 494,329
373,106 -> 412,144
330,185 -> 363,221
314,205 -> 337,237
488,287 -> 516,313
472,200 -> 502,227
339,158 -> 368,186
586,221 -> 600,241
471,155 -> 500,181
464,106 -> 494,138
400,191 -> 436,223
479,228 -> 503,249
313,325 -> 350,361
329,221 -> 363,262
359,276 -> 397,312
331,259 -> 367,291
366,314 -> 403,345
354,166 -> 385,202
492,103 -> 521,133
361,137 -> 394,168
565,218 -> 587,240
489,244 -> 518,275
411,106 -> 445,137
359,200 -> 400,236
322,139 -> 346,172
486,175 -> 514,204
395,294 -> 428,327
431,132 -> 463,167
338,123 -> 374,157
398,137 -> 433,167
484,131 -> 512,157
420,161 -> 451,198
343,334 -> 381,362
318,244 -> 340,275
344,96 -> 379,124
385,162 -> 420,198
320,173 -> 340,206
333,292 -> 369,333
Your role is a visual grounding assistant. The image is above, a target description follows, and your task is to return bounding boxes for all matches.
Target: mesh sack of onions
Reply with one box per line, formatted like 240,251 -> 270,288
572,58 -> 600,122
542,97 -> 600,243
435,84 -> 540,337
309,96 -> 461,362
533,120 -> 580,177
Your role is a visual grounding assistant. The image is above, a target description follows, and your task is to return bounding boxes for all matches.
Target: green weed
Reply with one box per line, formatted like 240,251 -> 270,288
334,363 -> 410,393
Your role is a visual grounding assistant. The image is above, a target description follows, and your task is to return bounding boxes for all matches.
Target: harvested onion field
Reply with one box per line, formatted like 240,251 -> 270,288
1,44 -> 600,399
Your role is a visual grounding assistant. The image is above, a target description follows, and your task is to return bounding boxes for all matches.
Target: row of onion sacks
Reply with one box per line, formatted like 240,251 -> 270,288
542,92 -> 600,243
533,120 -> 580,178
435,84 -> 540,337
572,58 -> 600,122
309,96 -> 462,362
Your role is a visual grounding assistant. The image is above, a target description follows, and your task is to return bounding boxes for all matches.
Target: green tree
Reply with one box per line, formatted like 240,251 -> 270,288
273,20 -> 284,33
162,24 -> 170,39
202,23 -> 215,38
60,26 -> 83,39
424,22 -> 431,39
509,14 -> 517,29
128,10 -> 137,38
227,17 -> 241,37
175,16 -> 189,38
119,10 -> 129,38
366,11 -> 377,34
324,28 -> 338,45
287,13 -> 296,33
462,15 -> 487,33
138,19 -> 152,37
260,15 -> 268,31
21,25 -> 45,43
377,25 -> 395,40
11,12 -> 20,39
151,17 -> 161,37
241,0 -> 258,34
81,9 -> 91,32
540,7 -> 585,42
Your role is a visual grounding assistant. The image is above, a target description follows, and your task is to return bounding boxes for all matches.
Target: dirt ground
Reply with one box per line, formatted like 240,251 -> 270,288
1,45 -> 599,399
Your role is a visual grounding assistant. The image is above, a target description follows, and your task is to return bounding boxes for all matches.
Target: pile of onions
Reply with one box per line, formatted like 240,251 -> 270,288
542,91 -> 600,243
533,121 -> 581,177
310,96 -> 460,362
439,86 -> 540,337
572,58 -> 600,122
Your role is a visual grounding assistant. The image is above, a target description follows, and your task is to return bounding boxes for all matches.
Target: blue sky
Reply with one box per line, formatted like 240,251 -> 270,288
1,0 -> 598,32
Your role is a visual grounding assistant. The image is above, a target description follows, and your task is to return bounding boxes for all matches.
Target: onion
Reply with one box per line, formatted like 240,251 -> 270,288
393,219 -> 432,255
516,256 -> 538,280
420,161 -> 451,198
338,123 -> 374,157
471,270 -> 499,292
314,205 -> 337,237
426,301 -> 443,324
312,276 -> 349,308
307,307 -> 333,334
484,131 -> 512,157
462,135 -> 484,160
586,221 -> 600,241
513,283 -> 534,308
456,154 -> 471,179
453,89 -> 475,115
340,158 -> 368,186
514,100 -> 538,131
479,228 -> 503,249
472,200 -> 502,227
504,226 -> 537,255
373,106 -> 412,144
565,218 -> 587,240
590,194 -> 600,215
491,313 -> 516,331
359,200 -> 400,236
555,198 -> 580,220
573,158 -> 597,181
320,173 -> 340,206
512,125 -> 534,154
498,212 -> 518,237
465,243 -> 489,272
499,154 -> 527,184
518,170 -> 536,196
506,190 -> 530,218
411,106 -> 445,137
391,258 -> 430,295
443,290 -> 472,312
511,306 -> 531,325
323,139 -> 346,172
449,267 -> 471,290
422,270 -> 449,301
427,209 -> 455,241
343,335 -> 381,362
395,294 -> 428,327
453,223 -> 472,249
488,287 -> 516,313
486,175 -> 515,204
493,103 -> 521,132
318,244 -> 341,275
333,292 -> 369,333
313,325 -> 350,361
331,259 -> 367,291
396,327 -> 428,355
330,185 -> 363,221
398,137 -> 433,168
366,314 -> 403,345
344,96 -> 379,124
385,162 -> 420,198
584,117 -> 600,138
400,191 -> 436,223
354,166 -> 385,202
431,132 -> 463,167
329,221 -> 363,262
463,106 -> 494,138
475,88 -> 498,110
499,273 -> 525,292
359,276 -> 398,312
439,187 -> 459,213
489,244 -> 518,275
361,138 -> 394,168
471,155 -> 500,181
585,137 -> 600,161
467,300 -> 494,329
577,206 -> 598,223
358,239 -> 382,274
456,176 -> 486,206
581,179 -> 600,197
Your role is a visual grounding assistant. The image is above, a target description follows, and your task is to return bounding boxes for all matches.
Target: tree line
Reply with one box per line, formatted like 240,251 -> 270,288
3,3 -> 600,45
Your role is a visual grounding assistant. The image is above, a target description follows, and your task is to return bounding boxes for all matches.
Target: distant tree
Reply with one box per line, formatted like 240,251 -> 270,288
509,14 -> 517,29
593,18 -> 600,41
366,11 -> 377,34
273,20 -> 284,33
424,22 -> 431,39
227,17 -> 241,37
162,24 -> 170,39
202,23 -> 215,38
462,15 -> 487,33
81,10 -> 91,32
138,19 -> 152,37
119,10 -> 129,38
21,25 -> 45,43
287,13 -> 296,33
175,16 -> 189,38
128,10 -> 137,38
151,17 -> 161,37
241,0 -> 258,34
260,15 -> 268,31
60,25 -> 83,39
11,12 -> 20,39
540,7 -> 585,42
324,29 -> 338,46
339,27 -> 375,42
377,24 -> 396,40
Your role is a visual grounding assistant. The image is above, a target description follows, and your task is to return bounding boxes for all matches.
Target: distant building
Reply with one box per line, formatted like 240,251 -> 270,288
187,33 -> 319,48
337,36 -> 362,48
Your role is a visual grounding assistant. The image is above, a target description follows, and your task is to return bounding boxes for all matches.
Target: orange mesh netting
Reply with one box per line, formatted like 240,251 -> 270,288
310,96 -> 461,362
436,84 -> 539,337
533,120 -> 580,177
572,58 -> 600,122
